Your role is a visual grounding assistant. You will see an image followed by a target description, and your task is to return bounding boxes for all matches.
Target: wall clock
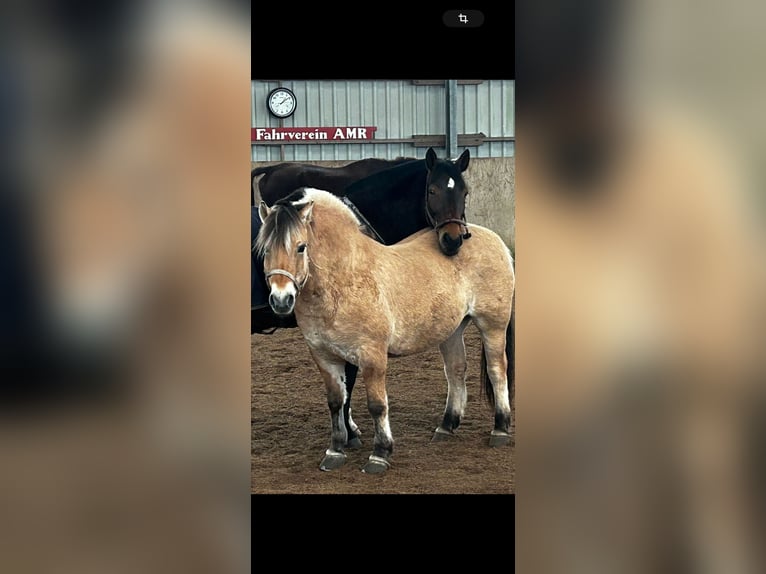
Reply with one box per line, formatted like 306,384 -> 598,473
267,87 -> 297,119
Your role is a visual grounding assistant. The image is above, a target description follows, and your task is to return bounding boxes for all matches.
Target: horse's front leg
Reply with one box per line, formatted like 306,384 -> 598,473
309,351 -> 350,471
343,362 -> 363,448
360,356 -> 393,474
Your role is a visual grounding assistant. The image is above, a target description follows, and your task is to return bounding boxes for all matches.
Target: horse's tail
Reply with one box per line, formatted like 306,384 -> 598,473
251,166 -> 278,206
507,294 -> 515,401
480,294 -> 515,409
252,165 -> 278,178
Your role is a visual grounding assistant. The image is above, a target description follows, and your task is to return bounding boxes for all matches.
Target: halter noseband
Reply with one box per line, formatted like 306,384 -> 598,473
265,268 -> 308,292
425,201 -> 472,240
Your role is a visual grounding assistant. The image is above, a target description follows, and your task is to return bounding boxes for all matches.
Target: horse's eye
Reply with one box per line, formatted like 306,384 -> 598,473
428,187 -> 437,195
297,243 -> 307,254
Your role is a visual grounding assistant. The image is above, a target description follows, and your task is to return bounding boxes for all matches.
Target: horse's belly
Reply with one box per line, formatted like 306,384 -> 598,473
296,289 -> 467,361
387,308 -> 467,355
300,324 -> 362,365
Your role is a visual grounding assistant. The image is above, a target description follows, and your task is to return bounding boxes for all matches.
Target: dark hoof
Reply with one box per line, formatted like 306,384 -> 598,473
319,450 -> 347,471
361,456 -> 390,474
489,432 -> 511,447
346,436 -> 363,449
431,427 -> 455,442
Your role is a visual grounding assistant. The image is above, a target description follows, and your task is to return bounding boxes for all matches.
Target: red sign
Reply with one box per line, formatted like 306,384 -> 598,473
252,126 -> 377,142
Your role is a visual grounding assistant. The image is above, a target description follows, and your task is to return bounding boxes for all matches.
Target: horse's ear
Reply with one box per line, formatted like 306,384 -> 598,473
425,147 -> 437,170
300,200 -> 314,223
457,149 -> 470,172
258,201 -> 271,223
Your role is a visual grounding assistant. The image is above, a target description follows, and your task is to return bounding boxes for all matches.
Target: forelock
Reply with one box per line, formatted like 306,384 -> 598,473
254,200 -> 308,257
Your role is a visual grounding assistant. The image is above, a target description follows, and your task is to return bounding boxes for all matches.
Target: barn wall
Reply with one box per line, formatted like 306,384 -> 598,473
251,156 -> 515,249
463,157 -> 515,252
251,80 -> 514,162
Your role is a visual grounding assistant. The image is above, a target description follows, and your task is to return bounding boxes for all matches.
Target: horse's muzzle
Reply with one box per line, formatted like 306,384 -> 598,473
439,231 -> 463,256
269,292 -> 295,316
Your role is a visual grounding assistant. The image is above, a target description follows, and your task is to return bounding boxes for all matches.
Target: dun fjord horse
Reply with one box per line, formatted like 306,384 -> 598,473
255,187 -> 514,474
252,149 -> 485,456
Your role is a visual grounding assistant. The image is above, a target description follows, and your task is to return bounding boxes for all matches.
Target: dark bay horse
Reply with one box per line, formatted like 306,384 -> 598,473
344,147 -> 472,256
251,156 -> 417,207
255,188 -> 514,473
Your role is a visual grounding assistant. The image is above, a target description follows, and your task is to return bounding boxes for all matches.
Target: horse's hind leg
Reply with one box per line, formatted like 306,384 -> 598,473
475,318 -> 512,446
433,317 -> 471,442
309,351 -> 350,471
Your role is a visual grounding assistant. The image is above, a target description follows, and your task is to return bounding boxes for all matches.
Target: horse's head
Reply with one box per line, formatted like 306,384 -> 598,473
424,147 -> 471,256
255,196 -> 314,316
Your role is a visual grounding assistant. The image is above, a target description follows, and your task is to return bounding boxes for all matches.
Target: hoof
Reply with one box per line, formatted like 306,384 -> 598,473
319,450 -> 347,471
431,427 -> 455,442
489,432 -> 511,447
361,455 -> 390,474
346,436 -> 363,449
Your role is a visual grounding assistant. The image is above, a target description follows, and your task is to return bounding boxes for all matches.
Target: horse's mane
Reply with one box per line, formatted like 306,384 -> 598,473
254,188 -> 362,257
301,187 -> 365,232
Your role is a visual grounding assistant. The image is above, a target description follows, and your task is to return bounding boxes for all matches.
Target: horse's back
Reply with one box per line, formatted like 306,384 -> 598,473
345,159 -> 426,202
366,223 -> 513,355
383,222 -> 514,309
256,158 -> 422,207
391,222 -> 513,272
391,227 -> 430,246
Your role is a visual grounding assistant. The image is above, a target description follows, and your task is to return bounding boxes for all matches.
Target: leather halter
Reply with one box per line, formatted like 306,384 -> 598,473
265,268 -> 307,292
425,194 -> 472,239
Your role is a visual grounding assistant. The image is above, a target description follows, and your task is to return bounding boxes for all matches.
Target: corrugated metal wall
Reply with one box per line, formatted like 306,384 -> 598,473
251,80 -> 514,162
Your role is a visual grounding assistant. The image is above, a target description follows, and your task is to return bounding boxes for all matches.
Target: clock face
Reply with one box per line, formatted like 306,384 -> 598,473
268,88 -> 296,118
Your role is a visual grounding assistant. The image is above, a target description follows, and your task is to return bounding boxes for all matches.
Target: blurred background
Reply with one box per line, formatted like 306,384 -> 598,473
0,1 -> 251,572
516,0 -> 766,572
